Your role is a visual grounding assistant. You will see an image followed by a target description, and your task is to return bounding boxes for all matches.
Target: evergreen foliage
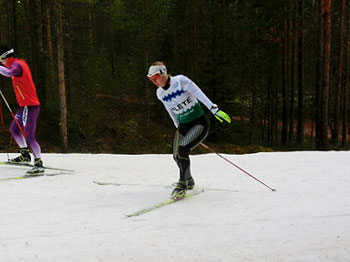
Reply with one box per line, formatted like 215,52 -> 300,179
0,0 -> 348,153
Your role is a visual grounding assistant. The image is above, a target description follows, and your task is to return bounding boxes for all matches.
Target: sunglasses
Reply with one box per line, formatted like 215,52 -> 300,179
148,73 -> 164,85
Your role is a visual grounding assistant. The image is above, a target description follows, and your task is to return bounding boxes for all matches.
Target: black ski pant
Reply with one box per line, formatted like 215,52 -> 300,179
173,114 -> 210,181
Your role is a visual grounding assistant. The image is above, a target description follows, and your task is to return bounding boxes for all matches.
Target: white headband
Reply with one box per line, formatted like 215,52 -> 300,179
147,65 -> 167,77
0,49 -> 14,59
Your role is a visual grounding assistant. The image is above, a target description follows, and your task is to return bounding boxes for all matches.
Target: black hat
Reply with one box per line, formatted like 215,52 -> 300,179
0,45 -> 15,59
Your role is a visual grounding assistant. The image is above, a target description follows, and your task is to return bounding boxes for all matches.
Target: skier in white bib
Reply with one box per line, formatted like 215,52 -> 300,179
147,61 -> 231,199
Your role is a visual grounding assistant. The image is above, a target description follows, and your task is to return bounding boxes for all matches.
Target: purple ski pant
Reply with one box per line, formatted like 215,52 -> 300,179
10,105 -> 41,159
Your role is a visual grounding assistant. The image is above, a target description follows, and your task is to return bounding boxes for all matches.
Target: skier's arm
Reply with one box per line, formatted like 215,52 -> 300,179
0,63 -> 22,77
181,76 -> 231,123
180,76 -> 214,110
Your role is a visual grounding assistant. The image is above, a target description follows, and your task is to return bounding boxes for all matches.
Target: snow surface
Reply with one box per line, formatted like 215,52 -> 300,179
0,152 -> 349,262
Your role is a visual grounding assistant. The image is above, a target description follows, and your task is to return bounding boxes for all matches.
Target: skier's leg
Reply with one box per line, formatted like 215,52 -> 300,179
177,115 -> 210,181
172,129 -> 189,198
9,107 -> 31,163
9,107 -> 27,148
24,106 -> 41,159
172,115 -> 209,197
25,106 -> 44,174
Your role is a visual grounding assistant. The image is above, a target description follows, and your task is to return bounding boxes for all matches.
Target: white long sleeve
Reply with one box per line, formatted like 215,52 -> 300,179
179,75 -> 214,110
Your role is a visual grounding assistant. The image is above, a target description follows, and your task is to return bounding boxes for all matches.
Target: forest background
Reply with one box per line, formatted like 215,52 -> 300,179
0,0 -> 347,154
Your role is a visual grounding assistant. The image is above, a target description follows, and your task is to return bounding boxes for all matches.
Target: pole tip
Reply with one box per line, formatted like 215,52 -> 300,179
272,188 -> 277,192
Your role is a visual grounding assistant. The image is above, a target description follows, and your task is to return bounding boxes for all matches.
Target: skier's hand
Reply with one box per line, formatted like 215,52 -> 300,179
215,110 -> 231,123
210,104 -> 231,124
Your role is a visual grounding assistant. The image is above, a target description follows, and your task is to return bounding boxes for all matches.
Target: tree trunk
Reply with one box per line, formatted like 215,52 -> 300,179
44,1 -> 54,61
43,0 -> 55,110
28,0 -> 38,78
332,0 -> 346,146
343,1 -> 350,146
35,0 -> 46,111
250,79 -> 257,145
109,0 -> 116,75
296,0 -> 304,146
56,0 -> 68,151
267,69 -> 273,144
289,4 -> 296,145
281,2 -> 289,145
142,0 -> 150,127
190,0 -> 198,76
88,0 -> 94,47
273,55 -> 279,146
11,0 -> 17,49
23,0 -> 32,67
318,0 -> 332,150
315,0 -> 324,149
65,0 -> 73,111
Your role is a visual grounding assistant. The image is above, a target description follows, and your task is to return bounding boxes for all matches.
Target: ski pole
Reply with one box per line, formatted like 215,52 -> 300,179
0,103 -> 10,160
0,103 -> 5,131
200,143 -> 277,192
0,90 -> 26,137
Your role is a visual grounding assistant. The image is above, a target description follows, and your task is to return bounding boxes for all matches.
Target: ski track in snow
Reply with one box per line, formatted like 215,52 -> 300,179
0,152 -> 349,262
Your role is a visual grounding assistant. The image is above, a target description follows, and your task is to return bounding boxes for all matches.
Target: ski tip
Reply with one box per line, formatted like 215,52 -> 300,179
93,181 -> 107,185
43,167 -> 75,172
93,181 -> 122,186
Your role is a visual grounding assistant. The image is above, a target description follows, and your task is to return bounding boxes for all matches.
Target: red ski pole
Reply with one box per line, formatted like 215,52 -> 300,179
0,103 -> 4,128
200,143 -> 276,192
0,103 -> 11,160
0,90 -> 26,137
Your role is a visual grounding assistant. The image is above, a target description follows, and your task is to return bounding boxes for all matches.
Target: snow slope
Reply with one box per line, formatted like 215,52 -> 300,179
0,152 -> 349,262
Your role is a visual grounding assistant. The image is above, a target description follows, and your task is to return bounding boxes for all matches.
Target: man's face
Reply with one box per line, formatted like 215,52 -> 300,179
148,74 -> 168,87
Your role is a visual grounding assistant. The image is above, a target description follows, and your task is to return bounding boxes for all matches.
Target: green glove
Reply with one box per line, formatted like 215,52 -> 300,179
211,104 -> 231,124
215,110 -> 231,123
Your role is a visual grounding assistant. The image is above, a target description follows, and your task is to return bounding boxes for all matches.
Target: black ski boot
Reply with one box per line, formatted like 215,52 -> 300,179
171,180 -> 188,199
186,177 -> 195,190
10,148 -> 31,163
26,158 -> 44,175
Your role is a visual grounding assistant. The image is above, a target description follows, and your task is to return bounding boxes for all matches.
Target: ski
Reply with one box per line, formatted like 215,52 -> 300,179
93,180 -> 172,189
0,171 -> 71,181
125,189 -> 204,218
170,182 -> 239,192
0,161 -> 74,172
94,180 -> 238,193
